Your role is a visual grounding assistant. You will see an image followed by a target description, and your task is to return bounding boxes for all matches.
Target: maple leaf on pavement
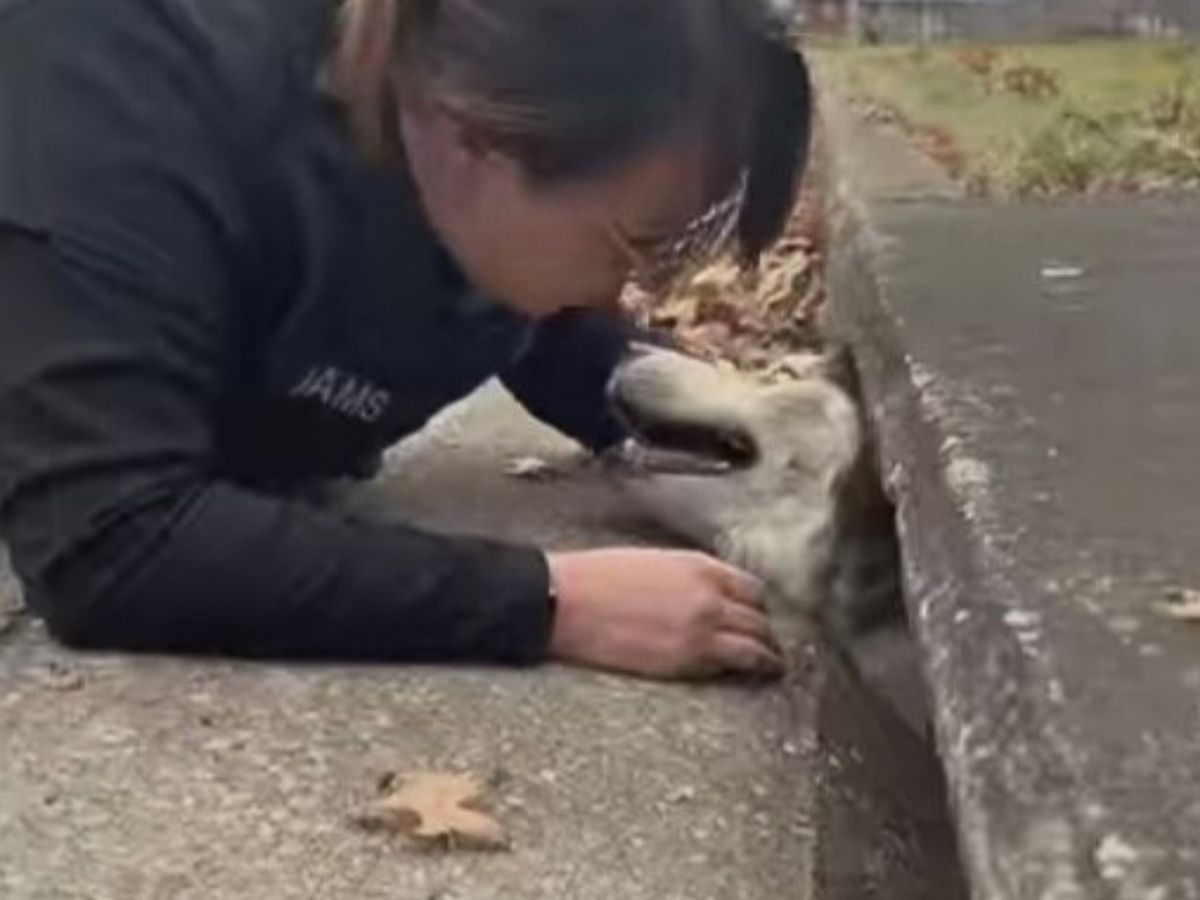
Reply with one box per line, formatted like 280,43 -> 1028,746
1157,588 -> 1200,623
350,771 -> 510,852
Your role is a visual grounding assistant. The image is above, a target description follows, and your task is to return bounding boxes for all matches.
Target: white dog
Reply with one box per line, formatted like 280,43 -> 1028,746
603,342 -> 901,637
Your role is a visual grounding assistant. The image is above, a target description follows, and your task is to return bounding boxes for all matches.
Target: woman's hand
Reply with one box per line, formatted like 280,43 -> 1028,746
545,548 -> 783,680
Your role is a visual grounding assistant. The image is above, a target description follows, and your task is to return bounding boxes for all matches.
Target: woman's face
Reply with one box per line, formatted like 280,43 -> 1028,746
400,103 -> 724,318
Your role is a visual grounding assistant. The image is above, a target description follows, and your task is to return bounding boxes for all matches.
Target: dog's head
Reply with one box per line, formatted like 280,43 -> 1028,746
603,343 -> 863,615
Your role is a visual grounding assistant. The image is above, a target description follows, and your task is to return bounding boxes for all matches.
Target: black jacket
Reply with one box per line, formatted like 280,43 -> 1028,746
0,0 -> 639,663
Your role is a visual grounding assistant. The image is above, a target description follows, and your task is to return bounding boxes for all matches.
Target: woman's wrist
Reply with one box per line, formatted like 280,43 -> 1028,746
544,552 -> 585,661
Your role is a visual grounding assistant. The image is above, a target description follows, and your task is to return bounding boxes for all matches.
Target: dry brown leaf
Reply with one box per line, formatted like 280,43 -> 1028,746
350,771 -> 509,851
36,661 -> 85,692
667,784 -> 697,804
1156,589 -> 1200,623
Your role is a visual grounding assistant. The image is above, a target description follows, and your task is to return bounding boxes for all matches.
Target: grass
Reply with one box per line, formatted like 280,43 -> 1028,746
820,40 -> 1200,195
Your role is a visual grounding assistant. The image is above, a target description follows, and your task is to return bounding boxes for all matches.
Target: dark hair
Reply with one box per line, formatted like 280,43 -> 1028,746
353,0 -> 812,264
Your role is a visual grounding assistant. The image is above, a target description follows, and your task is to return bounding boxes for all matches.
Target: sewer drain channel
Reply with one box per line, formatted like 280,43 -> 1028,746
813,351 -> 971,900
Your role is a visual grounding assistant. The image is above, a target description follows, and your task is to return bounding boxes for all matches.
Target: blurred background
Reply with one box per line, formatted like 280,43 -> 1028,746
798,0 -> 1200,44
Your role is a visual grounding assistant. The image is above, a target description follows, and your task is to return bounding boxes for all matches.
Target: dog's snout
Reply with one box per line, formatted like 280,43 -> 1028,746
624,341 -> 659,362
608,340 -> 666,407
608,343 -> 652,397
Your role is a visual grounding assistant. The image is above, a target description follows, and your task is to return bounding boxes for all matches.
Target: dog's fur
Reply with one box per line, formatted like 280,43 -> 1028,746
605,343 -> 902,636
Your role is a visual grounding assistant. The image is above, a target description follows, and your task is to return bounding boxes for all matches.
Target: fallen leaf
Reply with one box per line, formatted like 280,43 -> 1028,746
1156,589 -> 1200,622
350,771 -> 509,852
37,661 -> 85,692
504,456 -> 559,481
667,785 -> 697,804
1041,264 -> 1086,280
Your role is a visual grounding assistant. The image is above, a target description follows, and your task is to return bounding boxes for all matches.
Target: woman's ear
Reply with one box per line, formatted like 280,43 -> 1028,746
435,107 -> 496,164
405,102 -> 503,183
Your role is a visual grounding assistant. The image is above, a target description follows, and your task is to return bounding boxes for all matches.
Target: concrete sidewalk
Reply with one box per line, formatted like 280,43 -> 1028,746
824,95 -> 1200,900
0,385 -> 957,900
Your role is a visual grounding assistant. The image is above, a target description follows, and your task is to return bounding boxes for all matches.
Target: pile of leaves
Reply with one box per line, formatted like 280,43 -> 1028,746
1011,81 -> 1200,195
955,45 -> 1002,82
836,41 -> 1200,197
621,170 -> 829,371
856,96 -> 973,183
954,47 -> 1062,101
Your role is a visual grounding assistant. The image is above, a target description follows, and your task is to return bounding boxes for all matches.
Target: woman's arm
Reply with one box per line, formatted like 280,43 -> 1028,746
0,235 -> 781,679
0,229 -> 556,663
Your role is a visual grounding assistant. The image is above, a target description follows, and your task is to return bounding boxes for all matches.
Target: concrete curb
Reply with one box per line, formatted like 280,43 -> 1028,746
818,81 -> 1200,900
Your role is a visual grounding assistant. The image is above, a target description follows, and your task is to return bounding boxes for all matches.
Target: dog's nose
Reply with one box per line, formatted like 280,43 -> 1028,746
606,343 -> 656,408
624,341 -> 659,361
609,342 -> 657,399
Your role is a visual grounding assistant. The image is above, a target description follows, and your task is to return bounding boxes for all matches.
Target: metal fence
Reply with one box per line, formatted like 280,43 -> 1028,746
800,0 -> 1200,43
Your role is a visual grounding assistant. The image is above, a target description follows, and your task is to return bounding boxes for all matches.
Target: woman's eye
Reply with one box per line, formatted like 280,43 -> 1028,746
627,236 -> 665,256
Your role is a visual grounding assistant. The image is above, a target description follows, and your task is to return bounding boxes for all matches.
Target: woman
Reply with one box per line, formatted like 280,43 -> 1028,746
0,0 -> 811,679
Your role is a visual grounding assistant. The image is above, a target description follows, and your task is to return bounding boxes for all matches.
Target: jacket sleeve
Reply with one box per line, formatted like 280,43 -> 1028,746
0,229 -> 555,663
500,307 -> 676,453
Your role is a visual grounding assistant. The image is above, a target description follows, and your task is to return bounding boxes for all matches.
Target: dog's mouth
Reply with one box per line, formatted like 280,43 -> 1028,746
604,394 -> 759,476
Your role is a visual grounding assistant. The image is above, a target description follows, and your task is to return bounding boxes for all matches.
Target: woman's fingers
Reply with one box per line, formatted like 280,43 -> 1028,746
703,556 -> 766,608
703,555 -> 783,671
719,600 -> 781,655
708,632 -> 785,678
